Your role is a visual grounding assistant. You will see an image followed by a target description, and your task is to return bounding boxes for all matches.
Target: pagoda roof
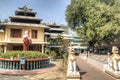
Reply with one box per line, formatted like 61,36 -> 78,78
48,33 -> 73,40
49,28 -> 64,31
15,5 -> 37,17
47,22 -> 61,28
15,10 -> 36,14
17,5 -> 36,13
0,22 -> 49,29
44,32 -> 51,35
48,24 -> 60,27
50,33 -> 62,36
50,36 -> 73,40
9,16 -> 41,21
48,25 -> 61,28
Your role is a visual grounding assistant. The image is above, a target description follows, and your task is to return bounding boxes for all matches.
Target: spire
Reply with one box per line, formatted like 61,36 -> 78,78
23,5 -> 30,12
18,5 -> 32,12
49,20 -> 56,25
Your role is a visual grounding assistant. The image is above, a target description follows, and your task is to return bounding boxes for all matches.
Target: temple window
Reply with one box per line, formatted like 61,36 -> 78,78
10,29 -> 22,38
32,30 -> 37,39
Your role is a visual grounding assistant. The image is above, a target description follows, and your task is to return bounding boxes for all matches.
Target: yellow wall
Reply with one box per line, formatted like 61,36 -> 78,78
0,25 -> 44,43
0,33 -> 5,41
30,27 -> 44,42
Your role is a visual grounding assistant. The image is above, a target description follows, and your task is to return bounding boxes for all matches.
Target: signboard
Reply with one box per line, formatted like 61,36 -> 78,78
20,57 -> 26,64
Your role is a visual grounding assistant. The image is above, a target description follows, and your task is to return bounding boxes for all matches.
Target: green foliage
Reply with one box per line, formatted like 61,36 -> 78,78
66,0 -> 120,47
0,51 -> 48,59
50,51 -> 56,58
45,47 -> 50,54
0,47 -> 3,54
99,0 -> 115,5
41,22 -> 47,25
52,34 -> 68,60
56,34 -> 64,46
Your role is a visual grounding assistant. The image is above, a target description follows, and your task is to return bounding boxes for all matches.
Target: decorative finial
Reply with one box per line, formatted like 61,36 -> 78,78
52,20 -> 56,25
23,5 -> 29,11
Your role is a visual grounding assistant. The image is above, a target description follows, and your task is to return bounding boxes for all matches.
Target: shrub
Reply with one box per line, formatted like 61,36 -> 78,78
0,51 -> 48,59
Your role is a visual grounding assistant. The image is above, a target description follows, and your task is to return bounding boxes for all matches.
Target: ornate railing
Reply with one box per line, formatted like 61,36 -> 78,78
0,58 -> 50,70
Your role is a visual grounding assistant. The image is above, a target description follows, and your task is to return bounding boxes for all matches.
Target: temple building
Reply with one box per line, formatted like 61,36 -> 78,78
45,22 -> 64,47
0,5 -> 49,53
44,22 -> 72,56
45,22 -> 72,47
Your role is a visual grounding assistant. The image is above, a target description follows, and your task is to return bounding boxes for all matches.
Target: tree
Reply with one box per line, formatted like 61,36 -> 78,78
56,34 -> 68,65
99,0 -> 115,5
56,34 -> 64,46
41,22 -> 47,25
66,0 -> 120,48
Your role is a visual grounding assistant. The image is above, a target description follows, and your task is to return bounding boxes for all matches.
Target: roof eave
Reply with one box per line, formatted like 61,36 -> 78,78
0,22 -> 49,29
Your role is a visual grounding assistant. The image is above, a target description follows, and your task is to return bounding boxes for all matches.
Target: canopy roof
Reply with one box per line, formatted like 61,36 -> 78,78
49,28 -> 64,31
0,22 -> 49,29
10,16 -> 41,21
16,5 -> 36,14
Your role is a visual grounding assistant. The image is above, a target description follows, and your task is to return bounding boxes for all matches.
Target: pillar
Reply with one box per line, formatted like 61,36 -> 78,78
4,45 -> 7,53
42,44 -> 44,53
0,45 -> 1,50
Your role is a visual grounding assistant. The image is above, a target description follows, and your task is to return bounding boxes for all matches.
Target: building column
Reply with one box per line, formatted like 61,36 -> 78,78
42,44 -> 44,53
4,45 -> 7,53
0,45 -> 2,53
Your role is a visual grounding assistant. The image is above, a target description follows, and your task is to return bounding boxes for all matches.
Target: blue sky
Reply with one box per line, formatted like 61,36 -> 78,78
0,0 -> 70,25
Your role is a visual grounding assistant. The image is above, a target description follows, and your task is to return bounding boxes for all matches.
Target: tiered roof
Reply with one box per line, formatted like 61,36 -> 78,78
45,22 -> 64,36
9,5 -> 42,24
45,22 -> 73,39
0,5 -> 48,28
15,5 -> 36,17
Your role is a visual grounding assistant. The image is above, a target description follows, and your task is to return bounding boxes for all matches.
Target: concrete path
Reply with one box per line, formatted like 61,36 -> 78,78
76,56 -> 115,80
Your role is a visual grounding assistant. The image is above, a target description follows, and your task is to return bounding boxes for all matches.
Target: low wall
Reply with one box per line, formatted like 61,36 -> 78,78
0,58 -> 50,70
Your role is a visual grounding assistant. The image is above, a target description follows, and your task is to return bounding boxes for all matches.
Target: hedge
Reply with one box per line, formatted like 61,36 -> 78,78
0,51 -> 48,59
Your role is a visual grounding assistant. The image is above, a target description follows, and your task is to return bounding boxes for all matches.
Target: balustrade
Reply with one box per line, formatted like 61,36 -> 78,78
0,58 -> 50,70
